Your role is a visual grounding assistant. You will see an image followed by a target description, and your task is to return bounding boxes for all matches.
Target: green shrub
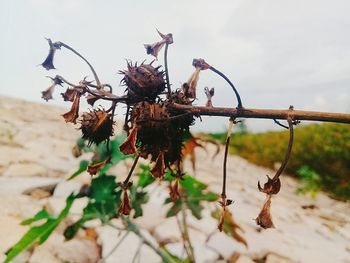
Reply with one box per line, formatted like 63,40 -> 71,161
210,123 -> 350,200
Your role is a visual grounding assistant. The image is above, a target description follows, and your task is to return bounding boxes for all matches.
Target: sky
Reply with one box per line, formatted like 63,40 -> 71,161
0,0 -> 349,132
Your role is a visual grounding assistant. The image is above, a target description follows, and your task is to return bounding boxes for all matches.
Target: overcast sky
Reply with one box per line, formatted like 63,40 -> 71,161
0,0 -> 349,132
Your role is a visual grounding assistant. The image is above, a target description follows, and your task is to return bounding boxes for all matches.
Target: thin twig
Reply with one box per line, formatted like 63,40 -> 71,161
222,119 -> 235,198
164,43 -> 172,98
123,154 -> 140,186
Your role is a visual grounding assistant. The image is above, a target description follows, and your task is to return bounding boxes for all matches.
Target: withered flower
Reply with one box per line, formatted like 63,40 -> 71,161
184,68 -> 201,99
119,127 -> 138,155
41,76 -> 63,101
80,109 -> 114,145
258,175 -> 281,195
144,30 -> 173,59
218,196 -> 234,232
41,38 -> 61,70
62,93 -> 81,124
151,151 -> 165,178
61,88 -> 78,102
118,190 -> 132,215
256,195 -> 275,229
87,158 -> 111,175
169,178 -> 180,201
192,58 -> 210,70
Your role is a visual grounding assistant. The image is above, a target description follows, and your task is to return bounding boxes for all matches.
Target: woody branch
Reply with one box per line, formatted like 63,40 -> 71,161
170,103 -> 350,124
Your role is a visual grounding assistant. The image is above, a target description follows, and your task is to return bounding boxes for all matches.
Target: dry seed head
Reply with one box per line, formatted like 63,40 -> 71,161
80,109 -> 114,145
121,62 -> 165,101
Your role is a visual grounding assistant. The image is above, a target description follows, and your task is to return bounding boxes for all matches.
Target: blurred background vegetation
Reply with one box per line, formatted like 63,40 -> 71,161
210,122 -> 350,200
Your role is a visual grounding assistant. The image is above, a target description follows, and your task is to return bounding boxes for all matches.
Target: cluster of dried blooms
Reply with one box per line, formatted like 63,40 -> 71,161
40,30 -> 295,229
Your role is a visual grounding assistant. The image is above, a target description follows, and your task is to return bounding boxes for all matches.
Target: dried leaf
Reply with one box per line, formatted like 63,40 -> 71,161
118,190 -> 132,215
41,84 -> 55,101
256,195 -> 275,229
182,137 -> 204,172
258,175 -> 281,195
150,151 -> 165,178
119,127 -> 138,155
87,158 -> 110,176
62,93 -> 81,124
204,87 -> 215,107
86,94 -> 100,106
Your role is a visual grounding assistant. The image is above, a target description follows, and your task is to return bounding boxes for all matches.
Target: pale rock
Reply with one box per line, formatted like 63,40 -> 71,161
0,195 -> 42,218
3,163 -> 48,177
265,253 -> 296,263
53,180 -> 82,198
0,216 -> 29,254
30,232 -> 100,263
0,177 -> 59,195
234,254 -> 255,263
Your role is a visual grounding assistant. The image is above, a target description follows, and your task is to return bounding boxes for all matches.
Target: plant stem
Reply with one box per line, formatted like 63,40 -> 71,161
209,66 -> 243,108
180,202 -> 195,263
99,231 -> 130,263
59,42 -> 102,89
170,103 -> 350,124
222,119 -> 234,198
164,43 -> 172,98
123,154 -> 140,186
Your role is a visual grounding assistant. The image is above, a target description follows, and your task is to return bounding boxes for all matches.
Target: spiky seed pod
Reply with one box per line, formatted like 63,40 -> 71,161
80,109 -> 114,145
120,62 -> 165,102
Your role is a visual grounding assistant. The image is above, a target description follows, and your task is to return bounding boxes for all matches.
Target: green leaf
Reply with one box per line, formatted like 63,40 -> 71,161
136,164 -> 155,188
5,194 -> 76,263
64,219 -> 85,240
68,160 -> 89,180
21,210 -> 51,225
90,175 -> 118,202
130,188 -> 149,218
166,199 -> 182,218
186,200 -> 203,220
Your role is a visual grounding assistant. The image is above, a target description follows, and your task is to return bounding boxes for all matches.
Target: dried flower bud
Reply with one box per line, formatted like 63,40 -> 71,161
204,87 -> 215,107
151,151 -> 165,178
258,175 -> 281,195
169,179 -> 180,201
41,38 -> 61,70
192,58 -> 210,70
157,29 -> 173,45
256,195 -> 275,229
118,190 -> 132,215
119,127 -> 138,155
62,93 -> 81,124
87,158 -> 111,175
184,68 -> 201,99
80,109 -> 114,145
144,42 -> 166,59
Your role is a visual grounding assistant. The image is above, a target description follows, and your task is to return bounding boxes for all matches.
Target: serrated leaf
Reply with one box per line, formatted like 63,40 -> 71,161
187,200 -> 203,219
166,199 -> 182,218
5,194 -> 75,263
68,160 -> 89,180
136,165 -> 155,188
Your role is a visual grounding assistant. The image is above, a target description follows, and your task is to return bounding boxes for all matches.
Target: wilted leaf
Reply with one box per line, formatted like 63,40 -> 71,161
256,195 -> 275,229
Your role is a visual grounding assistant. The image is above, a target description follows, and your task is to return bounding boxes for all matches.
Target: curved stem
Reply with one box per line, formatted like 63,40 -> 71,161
164,43 -> 172,98
59,42 -> 102,89
272,117 -> 294,181
209,66 -> 243,108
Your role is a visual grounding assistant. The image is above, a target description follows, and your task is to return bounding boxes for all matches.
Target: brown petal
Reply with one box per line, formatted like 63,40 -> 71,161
156,29 -> 173,44
169,179 -> 180,201
151,151 -> 165,178
256,195 -> 275,229
192,58 -> 210,70
61,88 -> 78,102
118,190 -> 132,215
41,38 -> 61,70
258,175 -> 281,195
62,93 -> 81,124
119,127 -> 138,155
87,158 -> 110,175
